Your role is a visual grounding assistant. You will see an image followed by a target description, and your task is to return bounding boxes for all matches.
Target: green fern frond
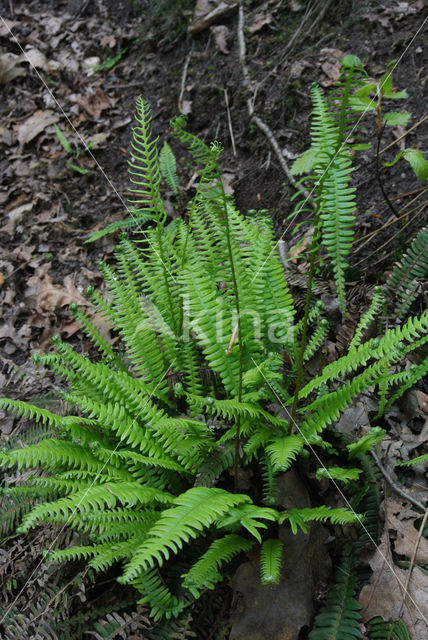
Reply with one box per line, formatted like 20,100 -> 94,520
397,453 -> 428,467
349,286 -> 385,350
367,617 -> 410,640
279,506 -> 360,534
119,488 -> 251,581
182,534 -> 254,596
18,482 -> 174,534
316,467 -> 362,483
266,435 -> 305,471
160,141 -> 179,194
128,95 -> 164,221
0,398 -> 62,427
388,226 -> 428,319
309,547 -> 362,639
135,568 -> 187,621
260,538 -> 283,585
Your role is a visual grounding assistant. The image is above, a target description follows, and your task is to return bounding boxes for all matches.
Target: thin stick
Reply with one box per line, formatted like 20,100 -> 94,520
178,51 -> 192,114
224,89 -> 236,156
379,114 -> 428,155
370,451 -> 426,512
237,2 -> 254,117
237,3 -> 314,206
399,506 -> 428,618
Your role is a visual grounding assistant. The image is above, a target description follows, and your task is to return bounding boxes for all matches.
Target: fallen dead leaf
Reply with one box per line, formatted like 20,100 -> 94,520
0,52 -> 26,84
359,530 -> 428,639
0,410 -> 14,435
288,59 -> 310,78
1,201 -> 35,235
211,25 -> 230,54
25,273 -> 92,311
0,273 -> 4,289
319,47 -> 346,87
0,19 -> 19,37
22,47 -> 48,71
386,500 -> 428,565
76,88 -> 111,119
15,110 -> 60,146
288,230 -> 314,262
248,11 -> 273,33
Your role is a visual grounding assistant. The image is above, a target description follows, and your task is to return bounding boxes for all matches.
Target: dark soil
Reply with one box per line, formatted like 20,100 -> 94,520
0,0 -> 427,637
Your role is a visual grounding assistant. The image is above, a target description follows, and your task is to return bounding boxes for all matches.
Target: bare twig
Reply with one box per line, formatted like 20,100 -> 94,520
224,89 -> 236,156
399,506 -> 428,618
379,114 -> 428,155
370,451 -> 426,512
178,50 -> 192,114
237,2 -> 314,206
237,3 -> 254,117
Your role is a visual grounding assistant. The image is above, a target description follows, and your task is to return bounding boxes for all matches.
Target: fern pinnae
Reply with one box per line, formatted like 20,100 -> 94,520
349,286 -> 385,350
182,534 -> 254,596
159,141 -> 179,194
260,538 -> 283,585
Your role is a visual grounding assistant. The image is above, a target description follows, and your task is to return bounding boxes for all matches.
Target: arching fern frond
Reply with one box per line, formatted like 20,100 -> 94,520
119,488 -> 251,581
182,533 -> 254,596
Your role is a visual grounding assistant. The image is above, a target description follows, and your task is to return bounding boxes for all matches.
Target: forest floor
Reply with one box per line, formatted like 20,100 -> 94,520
0,1 -> 427,638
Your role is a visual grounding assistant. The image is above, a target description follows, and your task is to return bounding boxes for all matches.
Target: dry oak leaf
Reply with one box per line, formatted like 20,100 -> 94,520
25,274 -> 92,312
211,25 -> 230,54
386,500 -> 428,565
359,530 -> 428,639
0,52 -> 26,84
15,110 -> 59,146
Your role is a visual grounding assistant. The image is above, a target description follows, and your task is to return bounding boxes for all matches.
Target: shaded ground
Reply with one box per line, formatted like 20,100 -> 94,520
0,0 -> 427,638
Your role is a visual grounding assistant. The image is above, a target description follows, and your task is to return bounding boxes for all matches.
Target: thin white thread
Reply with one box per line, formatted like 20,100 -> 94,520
252,357 -> 428,623
0,16 -> 178,284
250,15 -> 428,285
0,364 -> 174,626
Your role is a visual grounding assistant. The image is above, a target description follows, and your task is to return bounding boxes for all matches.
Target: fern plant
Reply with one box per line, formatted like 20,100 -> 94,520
0,96 -> 427,625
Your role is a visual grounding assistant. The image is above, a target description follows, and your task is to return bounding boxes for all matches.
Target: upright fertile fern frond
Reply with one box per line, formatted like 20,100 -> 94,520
311,84 -> 357,314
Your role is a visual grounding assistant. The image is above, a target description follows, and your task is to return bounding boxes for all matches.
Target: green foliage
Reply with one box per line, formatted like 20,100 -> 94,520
0,96 -> 427,625
309,547 -> 362,640
260,538 -> 283,585
387,226 -> 428,319
160,141 -> 179,194
367,617 -> 410,640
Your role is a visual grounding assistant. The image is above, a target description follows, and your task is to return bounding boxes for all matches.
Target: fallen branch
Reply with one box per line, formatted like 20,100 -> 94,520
371,450 -> 426,512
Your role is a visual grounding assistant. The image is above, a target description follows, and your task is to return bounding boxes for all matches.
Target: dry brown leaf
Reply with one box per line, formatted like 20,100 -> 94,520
1,201 -> 34,235
288,59 -> 310,78
76,88 -> 111,119
359,530 -> 428,639
23,47 -> 48,70
386,500 -> 428,565
211,25 -> 230,54
0,52 -> 26,84
15,110 -> 60,146
248,11 -> 273,33
0,410 -> 14,435
25,273 -> 92,311
288,230 -> 313,262
0,19 -> 18,36
0,272 -> 4,289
